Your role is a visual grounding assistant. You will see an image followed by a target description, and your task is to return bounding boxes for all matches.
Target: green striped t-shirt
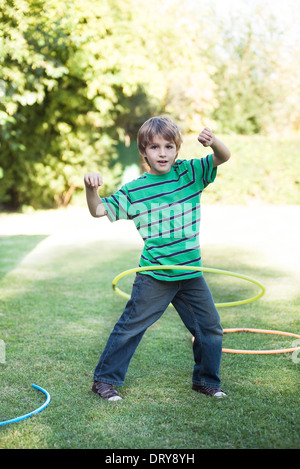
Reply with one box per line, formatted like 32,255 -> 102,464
102,155 -> 217,281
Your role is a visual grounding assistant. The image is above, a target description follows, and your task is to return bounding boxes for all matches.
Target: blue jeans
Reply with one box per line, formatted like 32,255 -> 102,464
94,273 -> 223,388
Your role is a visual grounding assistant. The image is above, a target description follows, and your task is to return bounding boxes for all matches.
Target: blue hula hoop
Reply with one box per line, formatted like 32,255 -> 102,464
0,384 -> 51,427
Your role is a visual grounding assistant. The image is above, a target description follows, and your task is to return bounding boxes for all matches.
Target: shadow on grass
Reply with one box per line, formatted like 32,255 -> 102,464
1,239 -> 299,448
0,235 -> 48,281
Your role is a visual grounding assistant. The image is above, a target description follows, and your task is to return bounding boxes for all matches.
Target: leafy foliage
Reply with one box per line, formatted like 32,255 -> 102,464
0,0 -> 299,209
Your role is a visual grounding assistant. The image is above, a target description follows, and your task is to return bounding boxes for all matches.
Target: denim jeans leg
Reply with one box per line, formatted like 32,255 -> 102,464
93,274 -> 177,386
172,275 -> 223,388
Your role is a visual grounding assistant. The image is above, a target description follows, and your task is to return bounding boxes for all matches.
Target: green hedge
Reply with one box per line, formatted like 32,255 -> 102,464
180,133 -> 300,205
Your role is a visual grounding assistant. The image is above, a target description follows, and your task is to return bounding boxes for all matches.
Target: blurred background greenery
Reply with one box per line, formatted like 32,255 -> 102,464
0,0 -> 299,210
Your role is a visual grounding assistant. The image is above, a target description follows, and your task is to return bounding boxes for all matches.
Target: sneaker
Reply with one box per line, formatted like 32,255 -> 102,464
92,381 -> 122,401
192,384 -> 227,398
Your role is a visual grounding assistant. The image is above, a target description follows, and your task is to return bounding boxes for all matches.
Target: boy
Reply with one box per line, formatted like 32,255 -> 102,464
84,117 -> 231,401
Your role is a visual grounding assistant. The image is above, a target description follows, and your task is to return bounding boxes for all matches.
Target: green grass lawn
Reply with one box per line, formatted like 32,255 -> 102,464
0,232 -> 299,449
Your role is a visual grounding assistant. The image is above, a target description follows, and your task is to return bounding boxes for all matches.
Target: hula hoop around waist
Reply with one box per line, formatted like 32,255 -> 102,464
112,265 -> 265,308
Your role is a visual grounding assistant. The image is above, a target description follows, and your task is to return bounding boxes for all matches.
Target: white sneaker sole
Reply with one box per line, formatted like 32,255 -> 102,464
214,391 -> 227,398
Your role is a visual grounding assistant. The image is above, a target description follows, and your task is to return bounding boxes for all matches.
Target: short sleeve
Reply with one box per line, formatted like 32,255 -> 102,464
192,154 -> 217,189
102,186 -> 132,222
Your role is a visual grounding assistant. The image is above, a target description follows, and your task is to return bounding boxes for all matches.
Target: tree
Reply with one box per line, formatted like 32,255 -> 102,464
0,0 -> 154,208
0,0 -> 217,209
208,3 -> 299,135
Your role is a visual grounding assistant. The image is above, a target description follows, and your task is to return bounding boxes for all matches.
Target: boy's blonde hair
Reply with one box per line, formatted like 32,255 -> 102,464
137,117 -> 183,155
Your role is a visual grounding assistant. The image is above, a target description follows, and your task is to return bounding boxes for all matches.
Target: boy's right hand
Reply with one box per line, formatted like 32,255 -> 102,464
84,173 -> 103,190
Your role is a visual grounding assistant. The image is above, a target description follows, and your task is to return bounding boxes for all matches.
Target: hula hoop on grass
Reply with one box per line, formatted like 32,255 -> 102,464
0,384 -> 51,427
222,328 -> 300,354
112,265 -> 265,308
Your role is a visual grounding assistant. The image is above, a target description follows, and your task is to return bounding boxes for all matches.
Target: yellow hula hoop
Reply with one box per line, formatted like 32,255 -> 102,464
112,265 -> 299,355
112,265 -> 265,308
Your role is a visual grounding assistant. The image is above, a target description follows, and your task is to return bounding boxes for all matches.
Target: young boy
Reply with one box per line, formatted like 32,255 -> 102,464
84,117 -> 231,401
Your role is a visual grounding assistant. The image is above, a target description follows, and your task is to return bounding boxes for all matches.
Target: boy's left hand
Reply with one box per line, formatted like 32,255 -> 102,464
198,127 -> 215,147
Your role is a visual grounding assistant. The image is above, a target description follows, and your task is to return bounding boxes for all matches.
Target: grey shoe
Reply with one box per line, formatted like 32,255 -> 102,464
92,381 -> 122,401
192,384 -> 227,398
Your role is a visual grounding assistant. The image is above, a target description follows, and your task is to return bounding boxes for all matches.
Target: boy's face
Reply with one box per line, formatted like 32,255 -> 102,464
143,135 -> 178,176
